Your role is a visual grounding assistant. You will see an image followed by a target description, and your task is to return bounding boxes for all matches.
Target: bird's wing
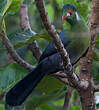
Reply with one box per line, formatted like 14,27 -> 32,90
39,30 -> 70,62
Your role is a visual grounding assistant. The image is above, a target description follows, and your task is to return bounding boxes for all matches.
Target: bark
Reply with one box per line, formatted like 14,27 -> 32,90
78,0 -> 99,109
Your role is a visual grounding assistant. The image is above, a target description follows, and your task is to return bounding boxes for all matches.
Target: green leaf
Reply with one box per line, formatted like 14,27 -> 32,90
13,30 -> 51,49
2,0 -> 13,16
0,63 -> 29,92
23,0 -> 34,6
96,34 -> 99,46
7,0 -> 22,15
0,0 -> 22,31
92,62 -> 99,83
0,45 -> 30,68
0,52 -> 9,67
46,5 -> 54,22
38,104 -> 56,110
0,29 -> 51,53
70,106 -> 81,110
0,0 -> 7,15
96,40 -> 99,46
0,0 -> 22,34
5,103 -> 25,110
0,0 -> 22,16
25,87 -> 66,110
0,104 -> 4,110
0,14 -> 3,31
93,48 -> 99,61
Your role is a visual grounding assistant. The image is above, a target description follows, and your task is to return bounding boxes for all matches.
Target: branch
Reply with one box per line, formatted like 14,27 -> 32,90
1,32 -> 34,71
35,0 -> 88,89
20,3 -> 42,61
20,3 -> 31,31
28,41 -> 42,61
51,72 -> 70,86
62,87 -> 74,110
51,71 -> 67,78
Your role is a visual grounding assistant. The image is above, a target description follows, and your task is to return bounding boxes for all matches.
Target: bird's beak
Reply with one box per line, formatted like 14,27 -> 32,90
62,16 -> 67,21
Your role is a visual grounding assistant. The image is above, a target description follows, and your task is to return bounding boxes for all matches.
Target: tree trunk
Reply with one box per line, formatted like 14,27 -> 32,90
78,0 -> 99,109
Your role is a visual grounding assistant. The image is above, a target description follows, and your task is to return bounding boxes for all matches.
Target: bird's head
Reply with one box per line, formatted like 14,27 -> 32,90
62,4 -> 81,25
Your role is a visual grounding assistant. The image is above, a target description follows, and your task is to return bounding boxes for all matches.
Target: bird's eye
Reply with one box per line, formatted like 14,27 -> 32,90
67,10 -> 73,16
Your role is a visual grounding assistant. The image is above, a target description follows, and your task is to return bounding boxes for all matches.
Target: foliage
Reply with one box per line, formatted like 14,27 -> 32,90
0,0 -> 99,110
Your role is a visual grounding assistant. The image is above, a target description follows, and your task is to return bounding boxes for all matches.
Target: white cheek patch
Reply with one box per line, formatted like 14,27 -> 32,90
67,12 -> 70,17
75,12 -> 81,21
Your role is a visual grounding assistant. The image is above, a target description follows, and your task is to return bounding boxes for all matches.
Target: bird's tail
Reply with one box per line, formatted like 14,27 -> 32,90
6,64 -> 45,106
6,53 -> 63,106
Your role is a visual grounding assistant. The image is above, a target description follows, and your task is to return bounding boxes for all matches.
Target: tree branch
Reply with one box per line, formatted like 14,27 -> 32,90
20,3 -> 42,61
51,72 -> 70,86
1,32 -> 34,70
35,0 -> 88,90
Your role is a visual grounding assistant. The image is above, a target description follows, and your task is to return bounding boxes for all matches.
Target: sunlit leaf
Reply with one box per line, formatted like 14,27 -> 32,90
7,0 -> 22,15
70,106 -> 81,110
0,0 -> 22,32
38,104 -> 56,110
46,5 -> 54,22
0,104 -> 4,110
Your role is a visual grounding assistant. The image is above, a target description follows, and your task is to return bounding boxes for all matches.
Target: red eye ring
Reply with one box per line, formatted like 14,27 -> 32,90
68,10 -> 73,13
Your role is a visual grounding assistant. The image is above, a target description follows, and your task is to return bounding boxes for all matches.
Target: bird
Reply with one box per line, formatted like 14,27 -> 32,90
6,4 -> 90,106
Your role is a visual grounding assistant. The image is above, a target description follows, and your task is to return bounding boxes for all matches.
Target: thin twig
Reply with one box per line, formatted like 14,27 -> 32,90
62,87 -> 74,110
35,0 -> 88,90
51,71 -> 67,78
51,72 -> 69,85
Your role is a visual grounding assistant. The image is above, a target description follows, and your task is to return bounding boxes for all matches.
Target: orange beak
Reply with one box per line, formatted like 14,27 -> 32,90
62,16 -> 67,21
